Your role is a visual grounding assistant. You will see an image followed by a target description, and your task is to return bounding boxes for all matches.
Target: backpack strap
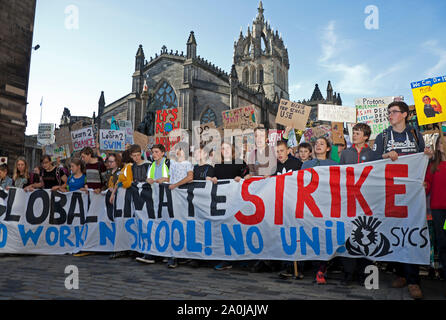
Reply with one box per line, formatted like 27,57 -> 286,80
410,129 -> 420,150
382,129 -> 389,153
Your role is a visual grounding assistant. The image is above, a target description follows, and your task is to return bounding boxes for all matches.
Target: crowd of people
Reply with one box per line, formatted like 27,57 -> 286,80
0,101 -> 444,299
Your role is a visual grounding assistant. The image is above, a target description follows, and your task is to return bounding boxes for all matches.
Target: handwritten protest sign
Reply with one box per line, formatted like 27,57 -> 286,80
155,107 -> 182,151
355,97 -> 401,140
411,76 -> 446,126
71,126 -> 96,151
331,122 -> 345,145
268,129 -> 284,147
318,104 -> 357,123
118,120 -> 134,146
37,123 -> 55,146
275,99 -> 311,130
99,129 -> 126,151
43,144 -> 69,161
0,154 -> 430,266
303,124 -> 331,144
194,122 -> 216,141
222,105 -> 258,130
55,126 -> 72,155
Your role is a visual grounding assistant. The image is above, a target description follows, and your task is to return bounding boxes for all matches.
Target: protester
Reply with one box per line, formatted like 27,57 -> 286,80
80,147 -> 107,194
338,123 -> 374,286
193,144 -> 216,182
300,137 -> 338,284
0,164 -> 13,189
24,155 -> 67,192
330,136 -> 347,163
11,157 -> 30,189
109,150 -> 134,205
297,142 -> 312,162
136,144 -> 170,264
372,101 -> 433,299
62,158 -> 86,192
274,140 -> 302,175
424,134 -> 446,283
213,141 -> 250,271
246,127 -> 276,178
106,153 -> 122,191
167,143 -> 194,268
129,144 -> 151,183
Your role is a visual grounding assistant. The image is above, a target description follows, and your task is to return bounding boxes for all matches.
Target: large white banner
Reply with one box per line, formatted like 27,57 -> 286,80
0,154 -> 430,265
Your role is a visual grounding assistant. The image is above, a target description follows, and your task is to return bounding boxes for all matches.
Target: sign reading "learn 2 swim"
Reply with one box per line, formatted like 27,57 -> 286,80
0,153 -> 430,265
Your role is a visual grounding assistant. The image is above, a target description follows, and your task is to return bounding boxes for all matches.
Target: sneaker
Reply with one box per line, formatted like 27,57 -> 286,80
408,284 -> 423,300
135,254 -> 156,264
214,261 -> 232,271
391,277 -> 407,288
167,258 -> 178,268
316,271 -> 327,285
278,269 -> 293,279
162,258 -> 168,263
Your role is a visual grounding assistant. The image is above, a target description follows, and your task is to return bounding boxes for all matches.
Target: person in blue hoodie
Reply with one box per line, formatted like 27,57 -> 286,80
372,101 -> 433,299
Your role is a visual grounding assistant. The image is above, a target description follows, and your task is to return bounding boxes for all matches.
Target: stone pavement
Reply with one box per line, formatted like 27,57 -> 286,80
0,253 -> 444,300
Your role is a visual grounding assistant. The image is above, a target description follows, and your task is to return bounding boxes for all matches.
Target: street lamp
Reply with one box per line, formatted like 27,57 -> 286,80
32,44 -> 40,51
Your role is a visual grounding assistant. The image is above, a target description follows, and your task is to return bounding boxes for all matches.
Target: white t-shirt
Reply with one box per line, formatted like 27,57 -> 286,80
169,160 -> 193,184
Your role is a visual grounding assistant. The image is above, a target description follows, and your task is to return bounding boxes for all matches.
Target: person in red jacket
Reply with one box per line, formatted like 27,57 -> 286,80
424,134 -> 446,281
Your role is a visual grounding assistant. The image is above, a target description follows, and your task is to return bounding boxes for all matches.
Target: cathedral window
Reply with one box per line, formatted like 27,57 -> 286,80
250,66 -> 256,84
200,108 -> 217,124
243,67 -> 249,85
258,65 -> 264,83
154,81 -> 178,109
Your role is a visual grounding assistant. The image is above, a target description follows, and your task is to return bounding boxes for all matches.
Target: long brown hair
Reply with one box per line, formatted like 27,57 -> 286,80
13,157 -> 29,181
70,158 -> 85,174
430,134 -> 446,174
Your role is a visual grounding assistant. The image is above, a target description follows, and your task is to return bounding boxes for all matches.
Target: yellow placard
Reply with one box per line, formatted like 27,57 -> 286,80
411,76 -> 446,125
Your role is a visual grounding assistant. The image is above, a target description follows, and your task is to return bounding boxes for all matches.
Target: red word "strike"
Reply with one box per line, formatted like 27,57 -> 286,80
235,164 -> 409,225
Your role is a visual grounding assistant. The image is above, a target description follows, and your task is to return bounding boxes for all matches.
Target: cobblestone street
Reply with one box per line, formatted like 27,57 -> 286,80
0,253 -> 444,300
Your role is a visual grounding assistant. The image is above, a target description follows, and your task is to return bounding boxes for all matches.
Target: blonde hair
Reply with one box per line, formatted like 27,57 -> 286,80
13,157 -> 29,181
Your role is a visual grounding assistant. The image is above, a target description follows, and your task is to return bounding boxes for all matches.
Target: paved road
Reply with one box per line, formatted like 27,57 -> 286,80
0,253 -> 444,300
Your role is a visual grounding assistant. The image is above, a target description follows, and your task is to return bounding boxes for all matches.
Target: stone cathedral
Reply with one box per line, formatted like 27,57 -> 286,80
96,2 -> 342,135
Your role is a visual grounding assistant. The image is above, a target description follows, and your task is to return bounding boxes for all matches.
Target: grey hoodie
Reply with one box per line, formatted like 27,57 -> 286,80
339,145 -> 374,165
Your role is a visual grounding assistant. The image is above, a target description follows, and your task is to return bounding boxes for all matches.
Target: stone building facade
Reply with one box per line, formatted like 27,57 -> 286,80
97,1 -> 342,137
0,0 -> 37,172
97,2 -> 287,135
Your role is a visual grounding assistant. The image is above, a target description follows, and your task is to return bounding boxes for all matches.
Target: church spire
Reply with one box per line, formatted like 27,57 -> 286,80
186,31 -> 197,59
257,1 -> 264,21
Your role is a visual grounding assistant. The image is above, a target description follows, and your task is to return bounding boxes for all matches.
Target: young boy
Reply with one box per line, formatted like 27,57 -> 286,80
136,144 -> 170,265
297,142 -> 312,163
339,123 -> 374,165
274,140 -> 302,175
0,165 -> 13,189
129,144 -> 151,184
338,123 -> 374,286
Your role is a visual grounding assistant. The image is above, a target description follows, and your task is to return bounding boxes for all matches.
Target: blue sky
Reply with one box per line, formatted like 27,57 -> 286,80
26,0 -> 446,134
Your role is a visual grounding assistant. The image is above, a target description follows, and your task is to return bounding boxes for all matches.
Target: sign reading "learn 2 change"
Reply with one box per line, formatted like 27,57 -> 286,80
0,154 -> 430,265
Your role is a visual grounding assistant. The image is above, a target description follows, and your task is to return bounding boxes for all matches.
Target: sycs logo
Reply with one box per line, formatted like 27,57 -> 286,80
346,216 -> 393,258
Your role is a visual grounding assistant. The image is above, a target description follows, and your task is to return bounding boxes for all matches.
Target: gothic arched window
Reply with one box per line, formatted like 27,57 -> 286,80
242,67 -> 249,85
154,81 -> 178,110
258,65 -> 264,83
200,108 -> 217,124
250,66 -> 256,85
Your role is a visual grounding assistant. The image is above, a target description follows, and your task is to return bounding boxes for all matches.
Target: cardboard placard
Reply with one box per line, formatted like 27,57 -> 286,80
331,122 -> 345,145
195,122 -> 216,141
99,129 -> 126,151
411,76 -> 446,126
37,123 -> 55,146
275,99 -> 311,130
303,124 -> 332,144
43,144 -> 70,161
222,105 -> 258,130
155,107 -> 182,152
133,131 -> 149,151
71,126 -> 96,151
355,96 -> 402,140
318,104 -> 357,123
55,126 -> 73,155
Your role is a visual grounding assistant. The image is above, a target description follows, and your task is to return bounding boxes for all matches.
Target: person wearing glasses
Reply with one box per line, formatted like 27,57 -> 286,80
24,155 -> 67,192
372,101 -> 433,300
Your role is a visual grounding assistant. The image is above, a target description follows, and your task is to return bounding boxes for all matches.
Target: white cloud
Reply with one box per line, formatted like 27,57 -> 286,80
318,22 -> 407,97
423,40 -> 446,77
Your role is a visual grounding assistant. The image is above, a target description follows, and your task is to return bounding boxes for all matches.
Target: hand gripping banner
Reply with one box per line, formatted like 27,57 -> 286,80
0,153 -> 430,265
